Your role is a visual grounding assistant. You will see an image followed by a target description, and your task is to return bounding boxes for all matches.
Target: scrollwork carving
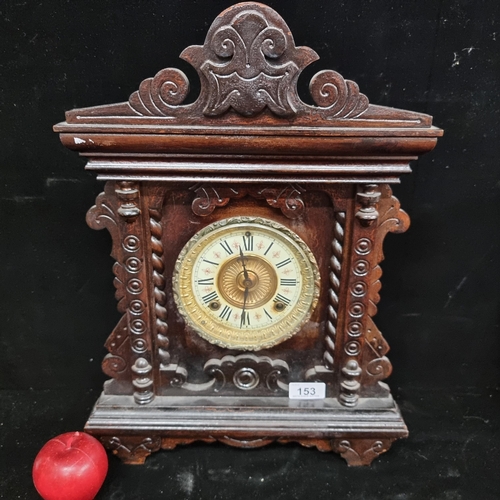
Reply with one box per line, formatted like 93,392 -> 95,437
338,184 -> 410,400
129,68 -> 190,116
204,354 -> 289,393
102,436 -> 161,465
332,438 -> 393,466
251,184 -> 305,219
102,315 -> 130,380
190,183 -> 306,219
86,192 -> 118,232
366,356 -> 392,379
190,185 -> 244,216
359,187 -> 410,387
309,70 -> 369,118
101,354 -> 127,377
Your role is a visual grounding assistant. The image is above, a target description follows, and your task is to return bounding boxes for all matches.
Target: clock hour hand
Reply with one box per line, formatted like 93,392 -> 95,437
238,247 -> 249,281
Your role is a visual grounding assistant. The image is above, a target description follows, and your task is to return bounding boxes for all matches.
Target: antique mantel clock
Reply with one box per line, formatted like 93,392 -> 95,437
54,2 -> 442,466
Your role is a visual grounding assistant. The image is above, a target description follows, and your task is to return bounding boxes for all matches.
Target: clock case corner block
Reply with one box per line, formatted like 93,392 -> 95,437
54,2 -> 442,466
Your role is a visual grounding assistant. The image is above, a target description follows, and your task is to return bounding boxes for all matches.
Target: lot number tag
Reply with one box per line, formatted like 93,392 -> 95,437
288,382 -> 326,400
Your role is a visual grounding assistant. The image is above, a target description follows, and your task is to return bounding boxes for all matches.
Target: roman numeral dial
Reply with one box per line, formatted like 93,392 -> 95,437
173,217 -> 320,351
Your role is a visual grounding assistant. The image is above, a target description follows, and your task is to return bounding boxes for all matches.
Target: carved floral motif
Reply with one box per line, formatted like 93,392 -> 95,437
182,6 -> 369,119
190,183 -> 306,219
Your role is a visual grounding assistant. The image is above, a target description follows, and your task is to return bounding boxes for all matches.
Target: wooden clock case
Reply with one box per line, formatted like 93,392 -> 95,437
54,2 -> 442,466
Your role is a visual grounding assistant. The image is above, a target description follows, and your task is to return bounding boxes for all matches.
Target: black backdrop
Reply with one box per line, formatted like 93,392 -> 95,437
1,1 -> 499,498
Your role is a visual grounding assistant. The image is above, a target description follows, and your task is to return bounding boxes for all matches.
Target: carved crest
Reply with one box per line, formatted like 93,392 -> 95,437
124,3 -> 368,120
63,2 -> 433,127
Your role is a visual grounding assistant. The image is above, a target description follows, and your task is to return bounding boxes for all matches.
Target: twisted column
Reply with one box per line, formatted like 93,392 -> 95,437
149,208 -> 170,367
324,211 -> 345,369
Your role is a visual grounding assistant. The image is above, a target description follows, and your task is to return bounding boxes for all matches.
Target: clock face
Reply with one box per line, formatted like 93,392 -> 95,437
173,217 -> 320,351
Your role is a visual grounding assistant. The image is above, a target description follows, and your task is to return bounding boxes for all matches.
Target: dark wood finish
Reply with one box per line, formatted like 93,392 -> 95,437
54,2 -> 442,466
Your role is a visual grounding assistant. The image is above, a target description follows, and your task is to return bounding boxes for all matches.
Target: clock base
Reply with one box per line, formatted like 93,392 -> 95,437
85,394 -> 408,466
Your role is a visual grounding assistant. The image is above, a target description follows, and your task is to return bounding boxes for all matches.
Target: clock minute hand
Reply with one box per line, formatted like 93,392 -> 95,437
239,247 -> 251,328
240,285 -> 249,328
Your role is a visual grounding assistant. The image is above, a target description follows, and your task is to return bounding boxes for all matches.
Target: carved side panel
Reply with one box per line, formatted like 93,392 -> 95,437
87,182 -> 155,404
359,185 -> 410,388
339,184 -> 410,405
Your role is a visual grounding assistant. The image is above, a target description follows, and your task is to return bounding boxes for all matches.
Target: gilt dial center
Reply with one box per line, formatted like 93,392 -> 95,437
218,254 -> 277,309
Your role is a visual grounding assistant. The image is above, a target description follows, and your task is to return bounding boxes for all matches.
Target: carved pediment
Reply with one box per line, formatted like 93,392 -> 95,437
63,2 -> 433,128
181,7 -> 318,118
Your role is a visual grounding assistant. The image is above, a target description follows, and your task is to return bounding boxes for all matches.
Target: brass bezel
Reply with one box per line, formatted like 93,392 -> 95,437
172,216 -> 320,351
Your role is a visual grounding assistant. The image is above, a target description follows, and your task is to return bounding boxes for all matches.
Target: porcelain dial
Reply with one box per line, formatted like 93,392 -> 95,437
173,217 -> 320,350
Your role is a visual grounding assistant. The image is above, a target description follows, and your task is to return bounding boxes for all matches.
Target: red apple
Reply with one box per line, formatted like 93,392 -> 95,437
33,431 -> 108,500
